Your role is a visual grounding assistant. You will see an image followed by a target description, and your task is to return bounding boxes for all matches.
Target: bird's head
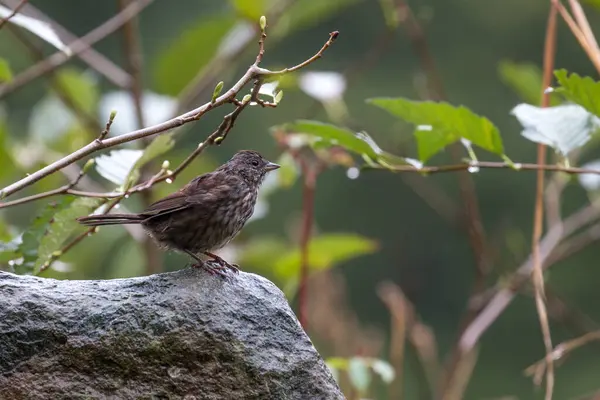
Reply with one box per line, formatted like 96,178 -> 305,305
222,150 -> 280,185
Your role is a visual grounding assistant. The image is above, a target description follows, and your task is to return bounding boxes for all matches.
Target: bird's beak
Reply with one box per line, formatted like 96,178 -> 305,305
264,161 -> 280,172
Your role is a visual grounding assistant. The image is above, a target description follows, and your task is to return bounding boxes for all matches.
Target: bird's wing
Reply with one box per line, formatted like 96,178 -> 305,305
140,173 -> 241,220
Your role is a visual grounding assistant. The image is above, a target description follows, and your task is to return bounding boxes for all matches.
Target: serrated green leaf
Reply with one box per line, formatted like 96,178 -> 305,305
54,68 -> 99,114
348,357 -> 371,393
368,97 -> 504,162
229,0 -> 266,20
498,60 -> 546,105
124,133 -> 175,188
0,58 -> 12,83
274,233 -> 378,280
275,152 -> 298,188
15,197 -> 75,274
511,103 -> 599,155
555,69 -> 600,118
413,126 -> 456,162
153,15 -> 236,95
34,197 -> 102,274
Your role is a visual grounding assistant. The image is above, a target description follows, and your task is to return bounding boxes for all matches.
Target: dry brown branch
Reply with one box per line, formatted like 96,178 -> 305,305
0,0 -> 131,87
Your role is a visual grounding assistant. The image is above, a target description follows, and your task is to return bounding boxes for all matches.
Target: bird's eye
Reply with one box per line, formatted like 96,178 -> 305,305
252,160 -> 260,167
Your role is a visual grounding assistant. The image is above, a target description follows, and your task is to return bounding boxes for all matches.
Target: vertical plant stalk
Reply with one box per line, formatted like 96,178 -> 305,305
118,0 -> 162,275
533,4 -> 558,399
298,163 -> 317,329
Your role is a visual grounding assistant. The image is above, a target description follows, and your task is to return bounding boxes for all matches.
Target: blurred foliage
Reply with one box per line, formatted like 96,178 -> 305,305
2,0 -> 600,399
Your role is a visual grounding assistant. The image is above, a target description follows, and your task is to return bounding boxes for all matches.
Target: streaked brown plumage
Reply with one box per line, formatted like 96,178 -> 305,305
77,150 -> 280,276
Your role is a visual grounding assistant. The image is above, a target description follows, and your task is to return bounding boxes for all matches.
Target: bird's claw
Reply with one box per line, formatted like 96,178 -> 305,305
191,262 -> 229,278
204,252 -> 240,273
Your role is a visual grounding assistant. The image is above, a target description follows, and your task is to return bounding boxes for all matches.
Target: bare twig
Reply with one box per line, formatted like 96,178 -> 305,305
371,161 -> 600,176
0,0 -> 28,30
0,0 -> 131,87
0,0 -> 153,98
524,330 -> 600,382
459,198 -> 600,354
530,6 -> 558,398
0,30 -> 339,201
298,162 -> 318,329
552,0 -> 600,74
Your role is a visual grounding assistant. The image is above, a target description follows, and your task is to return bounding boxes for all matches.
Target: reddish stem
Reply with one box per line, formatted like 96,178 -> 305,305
298,163 -> 317,329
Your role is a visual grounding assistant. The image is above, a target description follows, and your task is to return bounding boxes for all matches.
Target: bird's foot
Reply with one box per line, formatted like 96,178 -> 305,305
203,251 -> 240,273
191,261 -> 229,278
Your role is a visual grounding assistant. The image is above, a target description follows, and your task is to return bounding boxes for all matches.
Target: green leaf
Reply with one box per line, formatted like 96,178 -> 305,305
153,15 -> 236,95
274,233 -> 378,280
283,120 -> 406,167
511,103 -> 599,155
555,70 -> 600,118
15,197 -> 75,274
272,0 -> 360,38
229,0 -> 266,20
348,357 -> 371,393
498,60 -> 545,105
0,58 -> 13,82
54,68 -> 99,114
275,152 -> 298,188
34,197 -> 102,274
0,238 -> 20,263
582,0 -> 600,12
378,0 -> 400,28
237,236 -> 290,275
124,133 -> 175,188
368,97 -> 504,162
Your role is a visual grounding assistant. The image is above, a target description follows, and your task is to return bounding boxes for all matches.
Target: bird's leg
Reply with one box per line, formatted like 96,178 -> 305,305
183,249 -> 229,278
203,251 -> 240,273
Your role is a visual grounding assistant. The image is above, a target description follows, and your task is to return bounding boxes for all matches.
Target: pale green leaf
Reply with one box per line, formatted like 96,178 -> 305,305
34,197 -> 102,274
555,69 -> 600,117
153,15 -> 236,95
0,58 -> 13,82
511,103 -> 600,155
124,133 -> 175,188
348,357 -> 371,393
236,236 -> 290,275
368,97 -> 504,162
95,149 -> 143,186
0,5 -> 71,55
371,359 -> 395,383
275,152 -> 298,188
274,233 -> 378,280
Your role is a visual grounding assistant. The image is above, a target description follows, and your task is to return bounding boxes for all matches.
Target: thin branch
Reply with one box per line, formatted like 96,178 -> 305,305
531,6 -> 558,398
568,0 -> 600,53
175,0 -> 295,112
459,198 -> 600,354
0,0 -> 153,98
552,0 -> 600,74
371,160 -> 600,176
524,330 -> 600,383
0,30 -> 339,201
298,162 -> 318,329
0,0 -> 131,88
0,0 -> 28,30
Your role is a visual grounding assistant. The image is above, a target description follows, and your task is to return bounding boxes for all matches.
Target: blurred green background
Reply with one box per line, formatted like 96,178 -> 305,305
2,0 -> 600,398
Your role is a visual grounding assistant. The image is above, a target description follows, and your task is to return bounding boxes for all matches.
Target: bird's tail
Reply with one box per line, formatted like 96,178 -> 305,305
77,213 -> 145,227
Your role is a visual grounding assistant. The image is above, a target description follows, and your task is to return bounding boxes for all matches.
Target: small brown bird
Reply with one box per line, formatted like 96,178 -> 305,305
77,150 -> 280,276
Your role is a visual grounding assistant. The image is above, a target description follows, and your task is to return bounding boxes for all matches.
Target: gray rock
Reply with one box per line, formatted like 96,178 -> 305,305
0,268 -> 344,400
